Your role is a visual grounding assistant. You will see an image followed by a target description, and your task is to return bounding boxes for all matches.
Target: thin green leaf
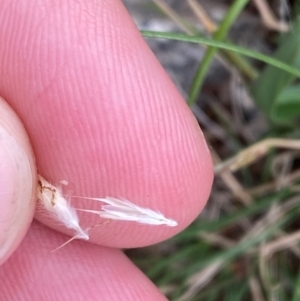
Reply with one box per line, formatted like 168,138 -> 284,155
273,85 -> 300,124
188,0 -> 250,106
292,267 -> 300,301
251,20 -> 300,126
141,30 -> 300,79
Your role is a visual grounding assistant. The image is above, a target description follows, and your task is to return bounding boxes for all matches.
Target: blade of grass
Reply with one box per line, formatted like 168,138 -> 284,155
163,207 -> 299,285
291,267 -> 300,301
224,281 -> 248,301
152,0 -> 253,82
251,19 -> 300,126
188,0 -> 250,106
189,277 -> 244,301
141,31 -> 300,79
223,49 -> 259,80
147,192 -> 298,285
174,191 -> 289,240
187,0 -> 258,80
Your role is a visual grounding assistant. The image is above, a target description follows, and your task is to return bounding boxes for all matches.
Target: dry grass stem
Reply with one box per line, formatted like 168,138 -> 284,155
249,276 -> 266,301
258,244 -> 273,301
212,148 -> 253,205
178,260 -> 224,301
181,195 -> 299,299
248,169 -> 300,196
192,106 -> 228,142
187,0 -> 217,33
253,0 -> 290,32
151,0 -> 234,73
271,152 -> 294,192
215,138 -> 300,174
275,230 -> 300,258
151,0 -> 194,34
242,195 -> 300,241
262,230 -> 300,258
158,285 -> 176,296
198,231 -> 235,249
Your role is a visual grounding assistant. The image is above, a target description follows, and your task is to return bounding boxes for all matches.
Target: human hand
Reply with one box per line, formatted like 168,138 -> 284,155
0,0 -> 213,300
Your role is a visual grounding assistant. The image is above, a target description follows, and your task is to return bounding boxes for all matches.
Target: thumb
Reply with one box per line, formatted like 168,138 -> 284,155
0,96 -> 36,265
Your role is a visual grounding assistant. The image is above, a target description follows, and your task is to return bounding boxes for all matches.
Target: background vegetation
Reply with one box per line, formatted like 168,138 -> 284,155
125,1 -> 300,300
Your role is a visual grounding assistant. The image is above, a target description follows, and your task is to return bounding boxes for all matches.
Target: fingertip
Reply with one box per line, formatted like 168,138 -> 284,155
0,97 -> 36,265
0,0 -> 213,248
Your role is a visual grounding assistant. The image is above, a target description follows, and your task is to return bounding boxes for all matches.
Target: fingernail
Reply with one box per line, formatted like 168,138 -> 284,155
0,98 -> 36,265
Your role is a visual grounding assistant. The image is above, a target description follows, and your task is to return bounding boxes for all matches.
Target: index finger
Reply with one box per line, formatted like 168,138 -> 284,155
0,0 -> 214,248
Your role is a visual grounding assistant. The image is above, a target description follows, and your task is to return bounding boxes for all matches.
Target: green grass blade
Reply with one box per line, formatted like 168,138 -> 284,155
251,20 -> 300,126
292,267 -> 300,301
142,31 -> 300,80
188,0 -> 250,106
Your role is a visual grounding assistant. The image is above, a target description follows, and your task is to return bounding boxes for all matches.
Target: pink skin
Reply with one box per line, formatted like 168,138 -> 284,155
1,222 -> 169,301
0,0 -> 214,300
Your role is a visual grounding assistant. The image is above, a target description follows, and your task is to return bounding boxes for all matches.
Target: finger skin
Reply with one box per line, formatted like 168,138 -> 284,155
0,0 -> 214,247
0,221 -> 168,301
0,97 -> 36,265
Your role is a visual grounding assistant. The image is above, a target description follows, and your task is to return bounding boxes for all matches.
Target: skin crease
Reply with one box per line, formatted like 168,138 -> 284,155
0,0 -> 214,300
